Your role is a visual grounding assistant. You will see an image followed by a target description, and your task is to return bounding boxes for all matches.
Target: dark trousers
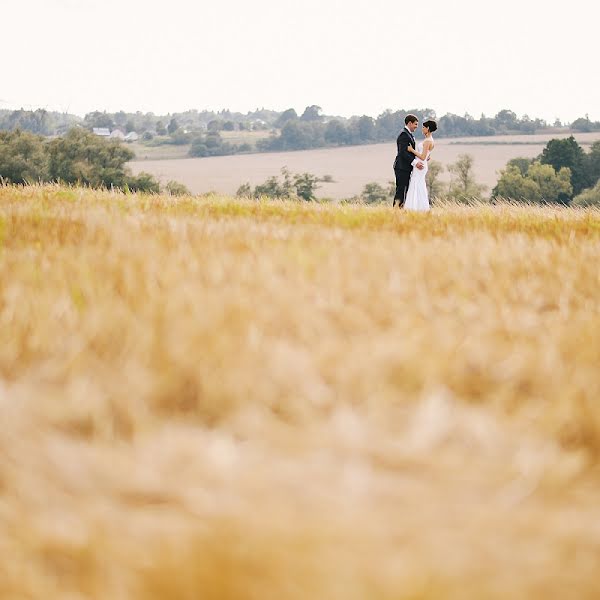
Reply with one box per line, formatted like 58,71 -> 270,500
393,169 -> 411,207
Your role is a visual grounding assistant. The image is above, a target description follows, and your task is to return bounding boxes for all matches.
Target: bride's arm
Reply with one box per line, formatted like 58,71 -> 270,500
408,140 -> 433,161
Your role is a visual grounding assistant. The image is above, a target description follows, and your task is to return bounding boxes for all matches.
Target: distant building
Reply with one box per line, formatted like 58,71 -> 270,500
110,129 -> 126,140
92,127 -> 110,137
124,132 -> 139,142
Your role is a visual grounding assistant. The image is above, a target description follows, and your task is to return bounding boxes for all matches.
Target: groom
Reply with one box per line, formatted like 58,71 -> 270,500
393,114 -> 424,207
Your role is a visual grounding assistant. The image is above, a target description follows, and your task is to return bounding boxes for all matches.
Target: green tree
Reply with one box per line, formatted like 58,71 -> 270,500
3,109 -> 53,135
274,109 -> 298,128
356,116 -> 376,141
0,129 -> 48,184
300,105 -> 322,122
84,111 -> 115,130
254,168 -> 295,199
189,137 -> 209,157
169,130 -> 191,145
492,165 -> 542,202
275,121 -> 314,150
324,120 -> 349,145
47,128 -> 135,188
155,120 -> 167,135
526,162 -> 572,203
188,133 -> 235,157
506,157 -> 534,176
375,110 -> 404,140
540,136 -> 591,196
244,168 -> 329,201
492,161 -> 572,203
207,120 -> 223,132
114,111 -> 128,127
585,141 -> 600,186
494,109 -> 518,131
293,172 -> 321,201
447,154 -> 486,203
571,115 -> 594,133
167,118 -> 179,135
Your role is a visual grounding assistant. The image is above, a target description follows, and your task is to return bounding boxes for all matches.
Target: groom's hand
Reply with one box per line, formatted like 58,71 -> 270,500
416,163 -> 425,170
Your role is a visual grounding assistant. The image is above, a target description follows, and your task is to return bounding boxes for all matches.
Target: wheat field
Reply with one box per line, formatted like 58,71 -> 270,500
1,185 -> 600,599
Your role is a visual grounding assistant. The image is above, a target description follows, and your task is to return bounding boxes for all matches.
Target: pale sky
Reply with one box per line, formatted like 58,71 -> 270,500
2,0 -> 599,123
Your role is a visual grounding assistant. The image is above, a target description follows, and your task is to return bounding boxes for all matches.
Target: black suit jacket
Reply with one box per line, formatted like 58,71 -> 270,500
393,128 -> 416,172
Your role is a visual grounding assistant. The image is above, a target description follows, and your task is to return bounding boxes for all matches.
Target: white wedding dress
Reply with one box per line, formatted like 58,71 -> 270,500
404,139 -> 432,212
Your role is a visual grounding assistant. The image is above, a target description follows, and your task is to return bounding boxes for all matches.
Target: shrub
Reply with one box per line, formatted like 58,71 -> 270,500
572,181 -> 600,207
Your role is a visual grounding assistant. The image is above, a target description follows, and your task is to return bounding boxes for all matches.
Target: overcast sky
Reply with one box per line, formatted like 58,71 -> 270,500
2,0 -> 598,122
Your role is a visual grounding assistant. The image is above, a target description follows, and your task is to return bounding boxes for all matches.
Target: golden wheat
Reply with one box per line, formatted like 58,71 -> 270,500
1,185 -> 600,599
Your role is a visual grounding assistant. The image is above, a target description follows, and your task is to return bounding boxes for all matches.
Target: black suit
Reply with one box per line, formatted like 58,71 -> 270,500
393,128 -> 416,207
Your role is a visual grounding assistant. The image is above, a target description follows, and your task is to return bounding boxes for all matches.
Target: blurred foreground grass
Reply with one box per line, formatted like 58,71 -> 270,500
1,185 -> 600,599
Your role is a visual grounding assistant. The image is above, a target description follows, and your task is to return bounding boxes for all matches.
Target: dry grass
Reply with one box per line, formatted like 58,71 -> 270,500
1,185 -> 600,599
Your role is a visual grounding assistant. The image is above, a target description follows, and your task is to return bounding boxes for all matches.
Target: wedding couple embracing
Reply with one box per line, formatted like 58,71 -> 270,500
393,114 -> 438,211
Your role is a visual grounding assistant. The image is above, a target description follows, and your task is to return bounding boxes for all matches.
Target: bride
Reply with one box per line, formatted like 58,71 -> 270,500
404,119 -> 437,211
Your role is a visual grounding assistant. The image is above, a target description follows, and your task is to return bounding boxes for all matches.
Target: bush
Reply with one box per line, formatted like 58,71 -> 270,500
127,172 -> 160,194
189,139 -> 209,157
572,181 -> 600,207
169,130 -> 192,145
236,183 -> 252,197
165,180 -> 191,196
241,168 -> 332,201
361,182 -> 389,204
189,133 -> 236,158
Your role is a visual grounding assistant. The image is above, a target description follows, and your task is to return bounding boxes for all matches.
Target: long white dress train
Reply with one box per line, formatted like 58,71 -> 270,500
404,140 -> 431,212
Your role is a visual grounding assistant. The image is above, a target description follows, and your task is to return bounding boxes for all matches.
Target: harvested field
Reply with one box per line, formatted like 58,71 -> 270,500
129,131 -> 600,199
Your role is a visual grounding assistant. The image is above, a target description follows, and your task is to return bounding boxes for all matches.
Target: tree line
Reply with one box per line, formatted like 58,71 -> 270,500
0,109 -> 80,136
2,106 -> 600,158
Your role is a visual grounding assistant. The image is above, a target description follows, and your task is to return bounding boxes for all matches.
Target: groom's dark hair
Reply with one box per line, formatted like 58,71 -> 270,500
404,114 -> 418,125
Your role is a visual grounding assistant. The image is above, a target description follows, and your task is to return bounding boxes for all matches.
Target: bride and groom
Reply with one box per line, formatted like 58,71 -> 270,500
393,114 -> 437,211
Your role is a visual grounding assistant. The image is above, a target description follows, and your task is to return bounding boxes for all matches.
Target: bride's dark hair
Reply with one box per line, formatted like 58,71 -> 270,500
423,119 -> 437,133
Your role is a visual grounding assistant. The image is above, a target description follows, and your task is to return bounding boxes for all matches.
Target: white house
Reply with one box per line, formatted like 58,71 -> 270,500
110,129 -> 126,140
92,127 -> 110,137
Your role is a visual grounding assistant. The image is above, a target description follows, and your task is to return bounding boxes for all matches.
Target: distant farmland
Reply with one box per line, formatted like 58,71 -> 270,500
129,131 -> 600,199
